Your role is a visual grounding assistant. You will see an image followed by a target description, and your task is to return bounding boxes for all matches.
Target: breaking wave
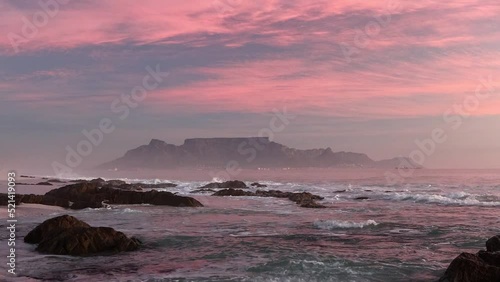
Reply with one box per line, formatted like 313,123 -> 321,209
314,220 -> 379,230
383,191 -> 500,206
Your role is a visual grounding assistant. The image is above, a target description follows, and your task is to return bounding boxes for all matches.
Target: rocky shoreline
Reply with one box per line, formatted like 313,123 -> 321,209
1,178 -> 327,209
9,178 -> 327,258
3,177 -> 498,280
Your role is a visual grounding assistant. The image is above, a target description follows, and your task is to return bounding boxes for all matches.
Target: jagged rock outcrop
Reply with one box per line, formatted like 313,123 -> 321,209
1,179 -> 201,209
212,188 -> 326,208
25,215 -> 141,256
99,137 -> 420,169
440,235 -> 500,282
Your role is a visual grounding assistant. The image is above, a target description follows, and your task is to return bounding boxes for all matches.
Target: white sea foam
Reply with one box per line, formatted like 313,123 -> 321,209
120,208 -> 143,213
211,177 -> 225,183
384,191 -> 500,206
314,219 -> 379,230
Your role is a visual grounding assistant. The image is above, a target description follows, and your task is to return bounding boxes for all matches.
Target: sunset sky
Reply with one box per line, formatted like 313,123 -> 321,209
1,0 -> 499,172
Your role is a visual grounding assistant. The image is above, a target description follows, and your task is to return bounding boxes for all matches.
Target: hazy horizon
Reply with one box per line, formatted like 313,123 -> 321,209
1,0 -> 500,173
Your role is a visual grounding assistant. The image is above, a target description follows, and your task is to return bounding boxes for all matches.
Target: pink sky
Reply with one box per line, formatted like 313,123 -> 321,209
0,0 -> 499,170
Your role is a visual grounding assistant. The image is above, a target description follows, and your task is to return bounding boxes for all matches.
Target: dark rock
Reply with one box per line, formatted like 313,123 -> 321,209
3,182 -> 202,209
478,251 -> 500,267
0,194 -> 22,205
69,200 -> 103,209
190,188 -> 217,194
66,179 -> 176,190
25,215 -> 141,256
333,190 -> 347,193
355,197 -> 369,200
439,252 -> 500,282
45,182 -> 203,208
486,236 -> 500,252
20,175 -> 36,178
201,180 -> 248,189
250,182 -> 267,188
36,227 -> 141,256
36,182 -> 53,186
18,194 -> 45,204
116,184 -> 143,191
24,215 -> 91,244
18,194 -> 71,208
47,179 -> 65,183
89,178 -> 106,185
213,188 -> 253,197
286,191 -> 324,202
105,179 -> 127,186
68,179 -> 87,183
213,188 -> 326,208
134,183 -> 177,189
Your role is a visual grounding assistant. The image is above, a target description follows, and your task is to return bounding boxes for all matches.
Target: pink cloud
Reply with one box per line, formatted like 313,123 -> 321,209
2,0 -> 499,119
1,0 -> 496,52
141,56 -> 497,118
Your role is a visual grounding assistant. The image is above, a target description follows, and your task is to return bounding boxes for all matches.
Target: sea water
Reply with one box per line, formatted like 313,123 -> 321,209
0,169 -> 499,281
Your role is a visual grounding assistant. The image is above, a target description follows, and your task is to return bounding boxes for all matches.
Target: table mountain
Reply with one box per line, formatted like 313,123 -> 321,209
99,137 -> 420,169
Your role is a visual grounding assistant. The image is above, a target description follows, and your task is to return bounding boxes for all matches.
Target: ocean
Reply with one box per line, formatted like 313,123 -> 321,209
1,169 -> 499,281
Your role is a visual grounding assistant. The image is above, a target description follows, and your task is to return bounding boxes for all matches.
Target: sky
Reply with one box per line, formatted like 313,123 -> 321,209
0,0 -> 500,173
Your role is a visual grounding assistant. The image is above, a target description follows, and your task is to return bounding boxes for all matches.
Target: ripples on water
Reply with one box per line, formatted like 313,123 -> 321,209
1,169 -> 499,281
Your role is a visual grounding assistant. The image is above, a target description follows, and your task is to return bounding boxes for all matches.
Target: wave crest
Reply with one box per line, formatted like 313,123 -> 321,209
314,219 -> 378,230
384,192 -> 500,206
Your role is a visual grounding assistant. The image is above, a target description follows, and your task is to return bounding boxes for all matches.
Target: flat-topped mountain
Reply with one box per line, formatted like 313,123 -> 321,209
100,137 -> 420,169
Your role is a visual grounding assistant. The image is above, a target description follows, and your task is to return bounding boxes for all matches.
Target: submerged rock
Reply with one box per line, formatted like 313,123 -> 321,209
250,182 -> 267,188
213,188 -> 326,208
25,215 -> 141,256
201,180 -> 247,189
36,182 -> 53,186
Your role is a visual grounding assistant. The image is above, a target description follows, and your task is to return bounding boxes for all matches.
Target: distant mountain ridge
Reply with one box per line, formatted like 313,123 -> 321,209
100,137 -> 421,169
